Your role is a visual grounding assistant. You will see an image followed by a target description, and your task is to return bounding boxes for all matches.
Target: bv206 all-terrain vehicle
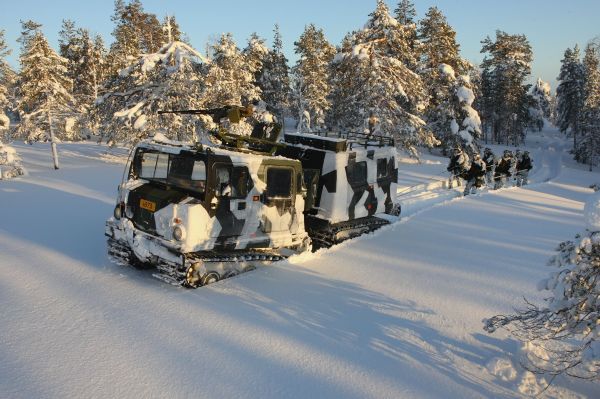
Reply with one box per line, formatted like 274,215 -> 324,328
105,106 -> 400,287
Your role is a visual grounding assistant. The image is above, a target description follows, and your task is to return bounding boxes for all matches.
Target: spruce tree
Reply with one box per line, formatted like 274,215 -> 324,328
329,0 -> 433,156
261,24 -> 291,122
292,24 -> 335,131
529,78 -> 553,131
203,33 -> 260,108
578,45 -> 600,169
480,31 -> 534,145
16,21 -> 76,141
418,6 -> 477,152
243,33 -> 269,102
556,45 -> 584,150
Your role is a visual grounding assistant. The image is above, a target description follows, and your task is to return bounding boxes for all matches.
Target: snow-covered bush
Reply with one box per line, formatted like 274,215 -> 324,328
484,191 -> 600,380
0,142 -> 26,180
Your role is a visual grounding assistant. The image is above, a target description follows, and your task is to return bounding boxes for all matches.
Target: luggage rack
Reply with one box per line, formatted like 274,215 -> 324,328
302,130 -> 395,148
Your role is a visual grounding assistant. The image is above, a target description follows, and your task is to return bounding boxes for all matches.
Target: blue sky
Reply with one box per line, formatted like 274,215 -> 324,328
1,0 -> 598,89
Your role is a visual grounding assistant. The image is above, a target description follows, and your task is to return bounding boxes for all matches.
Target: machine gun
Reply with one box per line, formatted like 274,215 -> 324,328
158,105 -> 284,154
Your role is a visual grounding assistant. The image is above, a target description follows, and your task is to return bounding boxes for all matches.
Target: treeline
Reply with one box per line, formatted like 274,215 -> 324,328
556,43 -> 600,169
0,0 -> 596,164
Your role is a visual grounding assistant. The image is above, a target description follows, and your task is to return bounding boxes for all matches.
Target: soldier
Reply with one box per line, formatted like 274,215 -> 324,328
515,151 -> 533,187
494,150 -> 514,189
447,147 -> 469,188
482,147 -> 496,186
463,153 -> 487,196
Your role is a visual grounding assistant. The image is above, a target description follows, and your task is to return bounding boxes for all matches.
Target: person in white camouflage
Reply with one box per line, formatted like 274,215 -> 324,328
447,147 -> 469,188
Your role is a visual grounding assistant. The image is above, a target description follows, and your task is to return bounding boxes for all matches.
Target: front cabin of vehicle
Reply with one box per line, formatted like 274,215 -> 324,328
112,140 -> 307,260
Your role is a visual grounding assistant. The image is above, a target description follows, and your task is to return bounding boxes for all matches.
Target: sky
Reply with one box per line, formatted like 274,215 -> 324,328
0,0 -> 599,90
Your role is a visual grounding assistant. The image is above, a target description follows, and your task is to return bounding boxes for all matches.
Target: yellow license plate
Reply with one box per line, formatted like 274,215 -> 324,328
140,199 -> 156,212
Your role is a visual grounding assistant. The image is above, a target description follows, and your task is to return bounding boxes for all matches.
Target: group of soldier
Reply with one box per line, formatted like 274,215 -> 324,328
446,147 -> 533,196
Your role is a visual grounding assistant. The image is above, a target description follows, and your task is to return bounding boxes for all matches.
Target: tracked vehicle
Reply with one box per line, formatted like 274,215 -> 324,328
106,106 -> 400,287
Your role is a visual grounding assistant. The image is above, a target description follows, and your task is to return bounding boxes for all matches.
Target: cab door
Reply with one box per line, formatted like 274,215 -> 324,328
261,165 -> 298,234
209,162 -> 252,240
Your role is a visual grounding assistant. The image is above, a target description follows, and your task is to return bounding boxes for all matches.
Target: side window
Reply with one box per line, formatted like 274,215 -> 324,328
215,165 -> 249,198
140,152 -> 158,179
215,165 -> 231,197
154,153 -> 169,179
346,161 -> 367,186
168,156 -> 206,193
231,167 -> 249,198
266,167 -> 293,198
377,158 -> 388,179
191,161 -> 206,181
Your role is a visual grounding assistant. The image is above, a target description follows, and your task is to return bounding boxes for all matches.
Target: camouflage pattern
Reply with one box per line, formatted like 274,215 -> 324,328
278,133 -> 399,224
106,139 -> 308,267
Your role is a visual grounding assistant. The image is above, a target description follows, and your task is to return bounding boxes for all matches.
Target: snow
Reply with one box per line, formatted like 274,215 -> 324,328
1,127 -> 599,398
439,63 -> 456,79
584,190 -> 600,231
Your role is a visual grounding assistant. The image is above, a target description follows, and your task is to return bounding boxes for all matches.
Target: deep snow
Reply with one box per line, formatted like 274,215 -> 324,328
1,128 -> 599,398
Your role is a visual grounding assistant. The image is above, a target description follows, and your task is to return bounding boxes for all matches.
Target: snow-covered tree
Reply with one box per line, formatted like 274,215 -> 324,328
556,45 -> 584,151
0,29 -> 14,136
529,78 -> 553,131
428,64 -> 481,153
480,31 -> 534,146
203,33 -> 260,108
329,0 -> 433,156
59,21 -> 106,108
243,33 -> 269,100
393,0 -> 419,65
95,41 -> 207,145
15,21 -> 77,141
292,24 -> 335,131
418,6 -> 477,152
261,24 -> 291,122
485,190 -> 600,381
106,0 -> 163,76
578,45 -> 600,170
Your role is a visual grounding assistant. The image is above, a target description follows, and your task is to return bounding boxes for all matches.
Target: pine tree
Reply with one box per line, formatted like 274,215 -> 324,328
59,21 -> 106,109
329,0 -> 433,156
480,31 -> 534,145
161,15 -> 182,45
96,41 -> 207,145
261,24 -> 291,122
578,45 -> 600,169
15,21 -> 76,141
394,0 -> 416,25
0,29 -> 13,135
393,0 -> 418,64
556,45 -> 584,151
106,0 -> 163,76
292,24 -> 335,131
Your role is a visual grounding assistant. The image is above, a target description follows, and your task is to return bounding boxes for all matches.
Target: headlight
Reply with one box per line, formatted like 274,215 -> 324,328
114,204 -> 122,220
173,226 -> 185,241
125,206 -> 134,219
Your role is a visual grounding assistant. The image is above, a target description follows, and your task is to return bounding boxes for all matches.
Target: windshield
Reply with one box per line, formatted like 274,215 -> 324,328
133,149 -> 206,194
